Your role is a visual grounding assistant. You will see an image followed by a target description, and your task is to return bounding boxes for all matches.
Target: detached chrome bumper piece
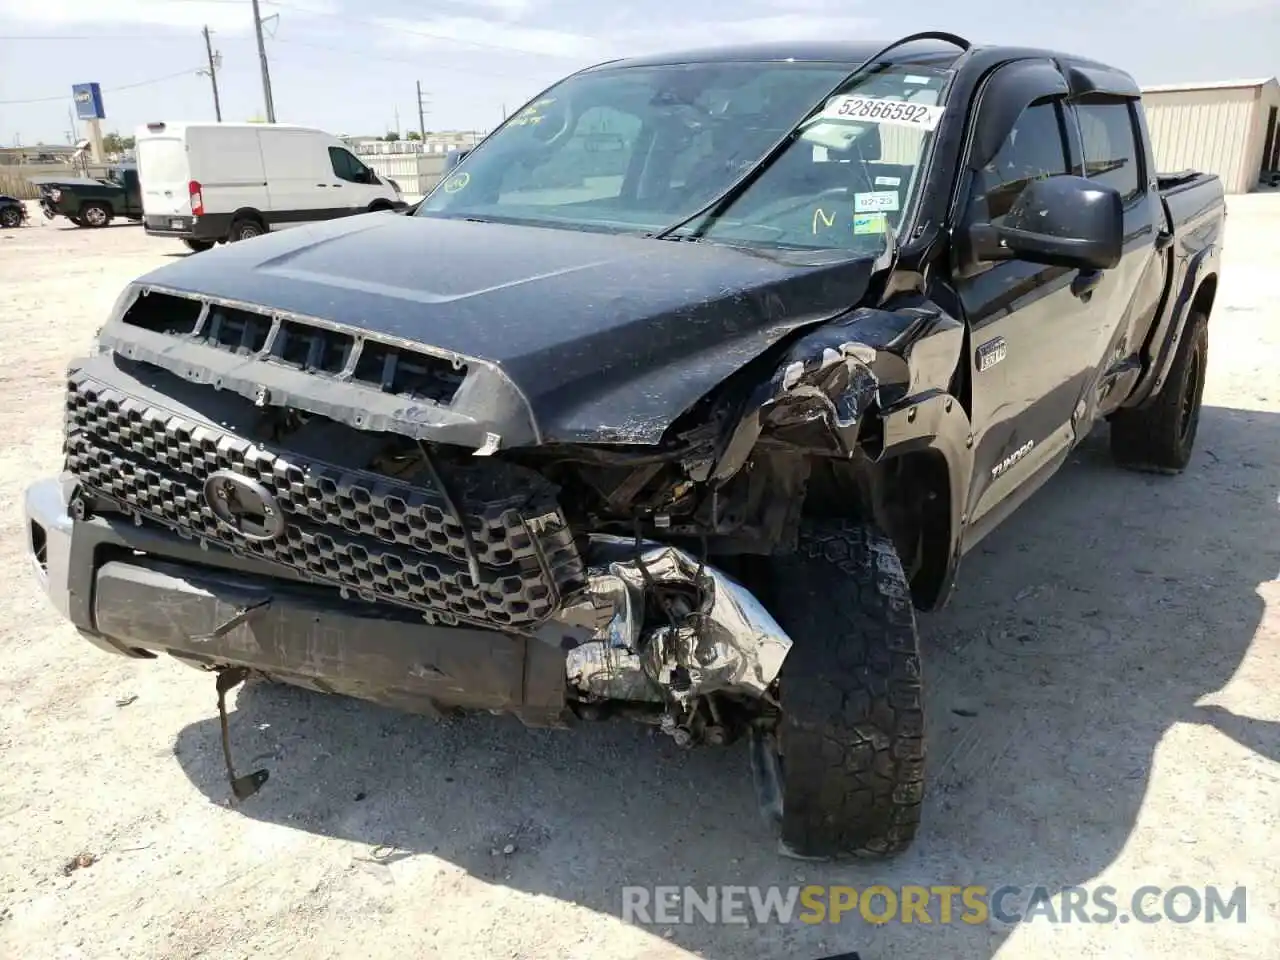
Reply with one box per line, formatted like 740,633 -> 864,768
560,535 -> 792,705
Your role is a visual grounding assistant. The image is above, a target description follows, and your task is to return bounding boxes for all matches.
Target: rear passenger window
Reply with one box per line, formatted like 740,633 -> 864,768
968,101 -> 1069,222
1075,101 -> 1143,203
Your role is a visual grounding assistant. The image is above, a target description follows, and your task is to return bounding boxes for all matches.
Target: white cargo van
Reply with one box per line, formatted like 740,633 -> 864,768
134,122 -> 407,251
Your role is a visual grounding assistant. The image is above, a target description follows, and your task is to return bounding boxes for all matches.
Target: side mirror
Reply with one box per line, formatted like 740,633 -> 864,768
969,175 -> 1123,271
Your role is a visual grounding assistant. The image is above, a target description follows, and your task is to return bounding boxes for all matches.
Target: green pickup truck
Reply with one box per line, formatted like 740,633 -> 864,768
32,164 -> 143,228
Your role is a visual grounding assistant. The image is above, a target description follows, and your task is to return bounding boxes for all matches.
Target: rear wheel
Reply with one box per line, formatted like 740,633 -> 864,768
228,217 -> 265,242
80,203 -> 111,228
0,206 -> 21,229
1109,310 -> 1208,474
765,519 -> 924,859
181,238 -> 216,253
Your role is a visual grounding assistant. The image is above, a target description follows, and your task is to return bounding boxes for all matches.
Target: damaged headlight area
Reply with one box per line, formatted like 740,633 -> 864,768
555,535 -> 790,744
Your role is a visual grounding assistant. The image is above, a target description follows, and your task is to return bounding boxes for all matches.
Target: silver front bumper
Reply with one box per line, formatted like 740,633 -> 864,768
24,476 -> 77,623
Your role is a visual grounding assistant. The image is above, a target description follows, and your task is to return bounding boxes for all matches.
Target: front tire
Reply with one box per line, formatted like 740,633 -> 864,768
79,202 -> 111,228
0,206 -> 21,229
766,520 -> 925,859
1109,310 -> 1208,474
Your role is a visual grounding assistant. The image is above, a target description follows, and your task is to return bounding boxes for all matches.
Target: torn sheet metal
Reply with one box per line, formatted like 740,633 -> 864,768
556,535 -> 791,704
711,324 -> 882,483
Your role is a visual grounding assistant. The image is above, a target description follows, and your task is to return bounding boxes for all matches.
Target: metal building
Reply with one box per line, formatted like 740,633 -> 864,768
1140,77 -> 1280,193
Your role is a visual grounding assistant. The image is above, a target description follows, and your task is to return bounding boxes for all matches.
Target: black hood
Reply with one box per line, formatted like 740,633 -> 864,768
134,213 -> 878,444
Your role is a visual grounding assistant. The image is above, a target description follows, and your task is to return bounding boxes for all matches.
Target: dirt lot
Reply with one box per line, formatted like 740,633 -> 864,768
0,200 -> 1277,960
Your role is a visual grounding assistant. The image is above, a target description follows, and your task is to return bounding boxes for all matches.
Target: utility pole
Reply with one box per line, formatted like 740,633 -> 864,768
417,81 -> 431,139
200,26 -> 223,122
250,0 -> 277,122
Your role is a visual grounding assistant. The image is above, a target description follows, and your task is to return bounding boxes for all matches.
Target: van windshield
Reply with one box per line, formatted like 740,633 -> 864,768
417,61 -> 950,254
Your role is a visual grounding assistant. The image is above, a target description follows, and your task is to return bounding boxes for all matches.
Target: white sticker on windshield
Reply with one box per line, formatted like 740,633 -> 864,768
874,175 -> 901,187
822,95 -> 944,131
904,75 -> 932,85
855,191 -> 900,213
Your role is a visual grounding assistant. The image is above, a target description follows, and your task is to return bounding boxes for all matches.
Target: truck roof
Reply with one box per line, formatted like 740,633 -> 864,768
589,39 -> 1135,89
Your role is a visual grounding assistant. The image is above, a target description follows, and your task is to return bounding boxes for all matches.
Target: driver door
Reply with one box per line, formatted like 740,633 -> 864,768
953,63 -> 1109,545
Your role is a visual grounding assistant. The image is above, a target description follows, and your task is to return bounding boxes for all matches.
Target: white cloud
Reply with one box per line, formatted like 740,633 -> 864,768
376,11 -> 879,63
375,15 -> 600,59
445,0 -> 535,18
0,0 -> 336,33
696,15 -> 878,45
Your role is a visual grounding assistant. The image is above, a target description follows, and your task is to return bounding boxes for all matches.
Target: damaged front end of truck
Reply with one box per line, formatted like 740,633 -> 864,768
37,265 -> 958,800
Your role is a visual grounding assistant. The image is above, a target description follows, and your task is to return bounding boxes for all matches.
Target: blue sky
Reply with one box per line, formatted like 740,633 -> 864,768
1,0 -> 1277,146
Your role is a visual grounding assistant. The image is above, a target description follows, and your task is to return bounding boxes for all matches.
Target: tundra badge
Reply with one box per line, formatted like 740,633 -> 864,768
976,336 -> 1007,372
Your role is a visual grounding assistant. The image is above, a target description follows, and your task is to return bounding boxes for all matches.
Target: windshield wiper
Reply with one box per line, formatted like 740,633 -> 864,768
648,30 -> 970,243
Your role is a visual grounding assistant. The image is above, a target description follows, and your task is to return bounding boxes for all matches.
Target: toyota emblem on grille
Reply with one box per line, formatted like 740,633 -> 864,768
203,470 -> 285,542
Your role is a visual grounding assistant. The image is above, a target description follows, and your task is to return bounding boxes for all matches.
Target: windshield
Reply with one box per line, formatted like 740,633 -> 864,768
417,60 -> 949,255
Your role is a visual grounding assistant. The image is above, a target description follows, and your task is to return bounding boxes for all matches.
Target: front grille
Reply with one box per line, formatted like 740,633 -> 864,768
64,369 -> 584,628
120,294 -> 467,405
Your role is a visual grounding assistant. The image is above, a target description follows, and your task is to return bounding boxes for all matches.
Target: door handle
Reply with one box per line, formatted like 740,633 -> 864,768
315,183 -> 327,187
1071,270 -> 1102,302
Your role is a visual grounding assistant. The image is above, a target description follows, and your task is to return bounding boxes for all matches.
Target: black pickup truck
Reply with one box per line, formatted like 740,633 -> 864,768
25,34 -> 1224,860
32,164 -> 143,227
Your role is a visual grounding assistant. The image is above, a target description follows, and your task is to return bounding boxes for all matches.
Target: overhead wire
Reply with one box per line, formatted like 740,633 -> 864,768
0,69 -> 202,106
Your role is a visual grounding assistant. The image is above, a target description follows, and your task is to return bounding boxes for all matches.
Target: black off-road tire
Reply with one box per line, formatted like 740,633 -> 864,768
181,238 -> 216,253
79,202 -> 111,228
767,519 -> 924,859
0,206 -> 22,229
1110,310 -> 1208,474
228,217 -> 265,242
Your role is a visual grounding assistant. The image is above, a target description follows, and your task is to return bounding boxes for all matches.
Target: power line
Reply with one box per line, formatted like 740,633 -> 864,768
0,69 -> 201,106
0,34 -> 173,40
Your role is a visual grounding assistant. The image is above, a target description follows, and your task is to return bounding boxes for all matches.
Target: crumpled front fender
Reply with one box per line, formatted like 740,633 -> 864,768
706,300 -> 962,482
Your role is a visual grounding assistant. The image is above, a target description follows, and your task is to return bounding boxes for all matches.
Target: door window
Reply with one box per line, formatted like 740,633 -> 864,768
329,147 -> 373,184
967,100 -> 1069,222
1075,101 -> 1143,203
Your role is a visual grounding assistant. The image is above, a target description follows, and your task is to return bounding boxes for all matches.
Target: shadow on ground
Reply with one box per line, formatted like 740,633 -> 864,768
173,405 -> 1279,959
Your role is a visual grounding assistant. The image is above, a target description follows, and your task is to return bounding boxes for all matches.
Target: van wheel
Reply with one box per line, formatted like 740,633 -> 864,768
80,203 -> 111,228
181,238 -> 216,253
228,217 -> 265,242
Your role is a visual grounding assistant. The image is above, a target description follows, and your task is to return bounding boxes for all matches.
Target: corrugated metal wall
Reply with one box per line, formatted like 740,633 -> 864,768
1140,86 -> 1261,193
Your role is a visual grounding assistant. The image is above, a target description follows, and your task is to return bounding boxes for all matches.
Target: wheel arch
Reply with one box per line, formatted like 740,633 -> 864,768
229,207 -> 266,227
1191,273 -> 1217,321
801,394 -> 972,612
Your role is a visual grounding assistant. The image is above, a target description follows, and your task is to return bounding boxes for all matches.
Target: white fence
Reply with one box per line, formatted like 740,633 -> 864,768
363,153 -> 453,200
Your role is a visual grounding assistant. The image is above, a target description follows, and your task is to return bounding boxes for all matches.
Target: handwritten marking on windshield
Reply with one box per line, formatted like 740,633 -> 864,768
812,208 -> 836,234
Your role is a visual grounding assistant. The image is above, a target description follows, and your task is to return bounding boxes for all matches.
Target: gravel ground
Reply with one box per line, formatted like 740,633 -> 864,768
0,199 -> 1277,960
